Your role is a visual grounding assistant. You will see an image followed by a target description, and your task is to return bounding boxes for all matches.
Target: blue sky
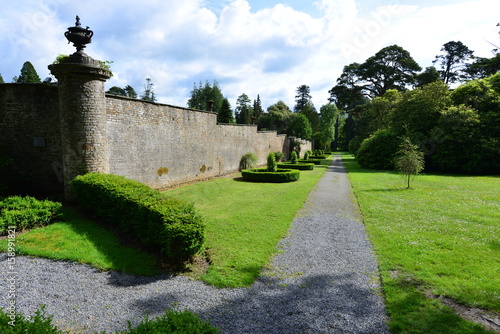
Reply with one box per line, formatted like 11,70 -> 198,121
1,0 -> 499,110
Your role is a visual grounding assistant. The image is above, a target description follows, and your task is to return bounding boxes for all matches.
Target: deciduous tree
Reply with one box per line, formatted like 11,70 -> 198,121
395,137 -> 425,189
235,93 -> 253,124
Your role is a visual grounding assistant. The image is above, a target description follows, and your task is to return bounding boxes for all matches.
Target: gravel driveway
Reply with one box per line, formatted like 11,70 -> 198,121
0,155 -> 388,333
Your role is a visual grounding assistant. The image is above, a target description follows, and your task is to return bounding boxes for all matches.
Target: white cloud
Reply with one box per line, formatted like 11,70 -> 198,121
1,0 -> 499,109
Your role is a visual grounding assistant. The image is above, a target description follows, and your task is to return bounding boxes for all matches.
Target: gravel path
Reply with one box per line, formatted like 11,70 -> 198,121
0,155 -> 388,333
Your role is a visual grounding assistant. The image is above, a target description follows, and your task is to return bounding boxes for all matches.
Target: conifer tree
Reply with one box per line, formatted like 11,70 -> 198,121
14,61 -> 41,83
218,98 -> 234,123
0,73 -> 4,83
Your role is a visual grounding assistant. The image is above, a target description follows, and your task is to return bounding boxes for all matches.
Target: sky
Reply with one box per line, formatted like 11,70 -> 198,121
1,0 -> 499,110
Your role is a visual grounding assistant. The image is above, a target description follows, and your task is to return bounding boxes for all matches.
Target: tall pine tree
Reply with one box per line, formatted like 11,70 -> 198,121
294,85 -> 312,113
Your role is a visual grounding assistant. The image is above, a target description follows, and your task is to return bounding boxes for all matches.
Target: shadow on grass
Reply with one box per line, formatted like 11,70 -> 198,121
385,276 -> 493,334
58,207 -> 162,279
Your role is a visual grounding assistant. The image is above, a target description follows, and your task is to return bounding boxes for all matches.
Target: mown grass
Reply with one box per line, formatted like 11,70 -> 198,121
165,157 -> 333,288
0,207 -> 159,276
340,153 -> 499,333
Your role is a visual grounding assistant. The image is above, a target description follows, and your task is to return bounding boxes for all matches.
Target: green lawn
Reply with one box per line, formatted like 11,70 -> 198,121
165,157 -> 333,288
0,207 -> 159,276
340,153 -> 499,333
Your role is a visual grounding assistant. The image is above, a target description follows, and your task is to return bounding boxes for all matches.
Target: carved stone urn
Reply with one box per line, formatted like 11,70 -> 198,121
64,16 -> 93,55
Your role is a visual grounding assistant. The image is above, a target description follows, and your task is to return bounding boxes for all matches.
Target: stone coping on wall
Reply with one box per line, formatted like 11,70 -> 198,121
105,93 -> 216,115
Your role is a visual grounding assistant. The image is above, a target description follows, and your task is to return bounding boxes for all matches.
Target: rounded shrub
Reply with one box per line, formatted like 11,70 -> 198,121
241,168 -> 300,183
356,129 -> 401,170
290,151 -> 298,164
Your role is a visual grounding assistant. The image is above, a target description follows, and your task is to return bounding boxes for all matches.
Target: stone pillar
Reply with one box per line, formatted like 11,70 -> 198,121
49,54 -> 111,199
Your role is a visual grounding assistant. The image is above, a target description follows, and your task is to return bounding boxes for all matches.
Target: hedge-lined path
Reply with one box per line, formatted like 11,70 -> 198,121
0,155 -> 388,333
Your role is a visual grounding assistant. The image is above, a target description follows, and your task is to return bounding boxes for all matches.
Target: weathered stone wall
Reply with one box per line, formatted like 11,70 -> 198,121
106,95 -> 297,189
0,83 -> 312,196
0,84 -> 63,196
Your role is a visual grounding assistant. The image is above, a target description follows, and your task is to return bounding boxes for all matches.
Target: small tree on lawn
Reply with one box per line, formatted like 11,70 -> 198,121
267,152 -> 277,172
395,137 -> 425,189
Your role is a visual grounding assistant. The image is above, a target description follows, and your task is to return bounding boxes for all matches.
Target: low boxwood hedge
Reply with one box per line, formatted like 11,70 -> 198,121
71,173 -> 204,261
297,159 -> 323,165
277,162 -> 314,170
0,196 -> 62,235
240,168 -> 300,183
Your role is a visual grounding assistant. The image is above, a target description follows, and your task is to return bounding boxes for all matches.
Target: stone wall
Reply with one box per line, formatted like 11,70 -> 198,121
0,84 -> 63,196
106,95 -> 297,189
0,83 -> 312,197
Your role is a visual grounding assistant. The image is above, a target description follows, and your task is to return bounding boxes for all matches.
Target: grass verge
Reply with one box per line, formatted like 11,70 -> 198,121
340,153 -> 499,333
165,157 -> 333,288
0,207 -> 159,276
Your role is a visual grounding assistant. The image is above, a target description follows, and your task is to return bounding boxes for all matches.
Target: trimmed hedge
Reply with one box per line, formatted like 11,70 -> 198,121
277,162 -> 314,170
0,196 -> 62,235
297,159 -> 323,165
241,168 -> 300,183
71,173 -> 204,260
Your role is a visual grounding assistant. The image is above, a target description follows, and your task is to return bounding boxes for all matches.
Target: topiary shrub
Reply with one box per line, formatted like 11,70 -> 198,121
239,152 -> 258,171
356,129 -> 400,170
304,150 -> 312,160
290,151 -> 298,164
71,173 -> 205,261
241,168 -> 300,183
267,152 -> 277,172
0,196 -> 62,235
272,151 -> 285,162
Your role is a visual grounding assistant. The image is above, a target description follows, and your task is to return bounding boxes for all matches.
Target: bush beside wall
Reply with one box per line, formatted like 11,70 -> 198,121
71,173 -> 204,260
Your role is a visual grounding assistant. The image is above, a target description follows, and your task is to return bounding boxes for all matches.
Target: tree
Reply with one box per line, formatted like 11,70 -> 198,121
316,103 -> 339,150
107,86 -> 127,96
391,80 -> 451,136
464,54 -> 500,80
395,137 -> 425,189
14,61 -> 41,83
433,41 -> 474,84
301,101 -> 320,133
187,80 -> 224,114
257,101 -> 293,133
415,66 -> 441,87
0,73 -> 4,83
124,85 -> 137,98
235,93 -> 253,124
329,45 -> 421,106
294,85 -> 312,112
253,95 -> 264,120
287,113 -> 312,140
218,98 -> 234,123
141,78 -> 156,102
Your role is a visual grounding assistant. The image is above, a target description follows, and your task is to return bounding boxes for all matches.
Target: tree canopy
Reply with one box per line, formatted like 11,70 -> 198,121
187,80 -> 224,114
294,85 -> 312,113
218,98 -> 234,123
287,113 -> 312,140
235,93 -> 253,124
433,41 -> 474,84
329,45 -> 421,109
